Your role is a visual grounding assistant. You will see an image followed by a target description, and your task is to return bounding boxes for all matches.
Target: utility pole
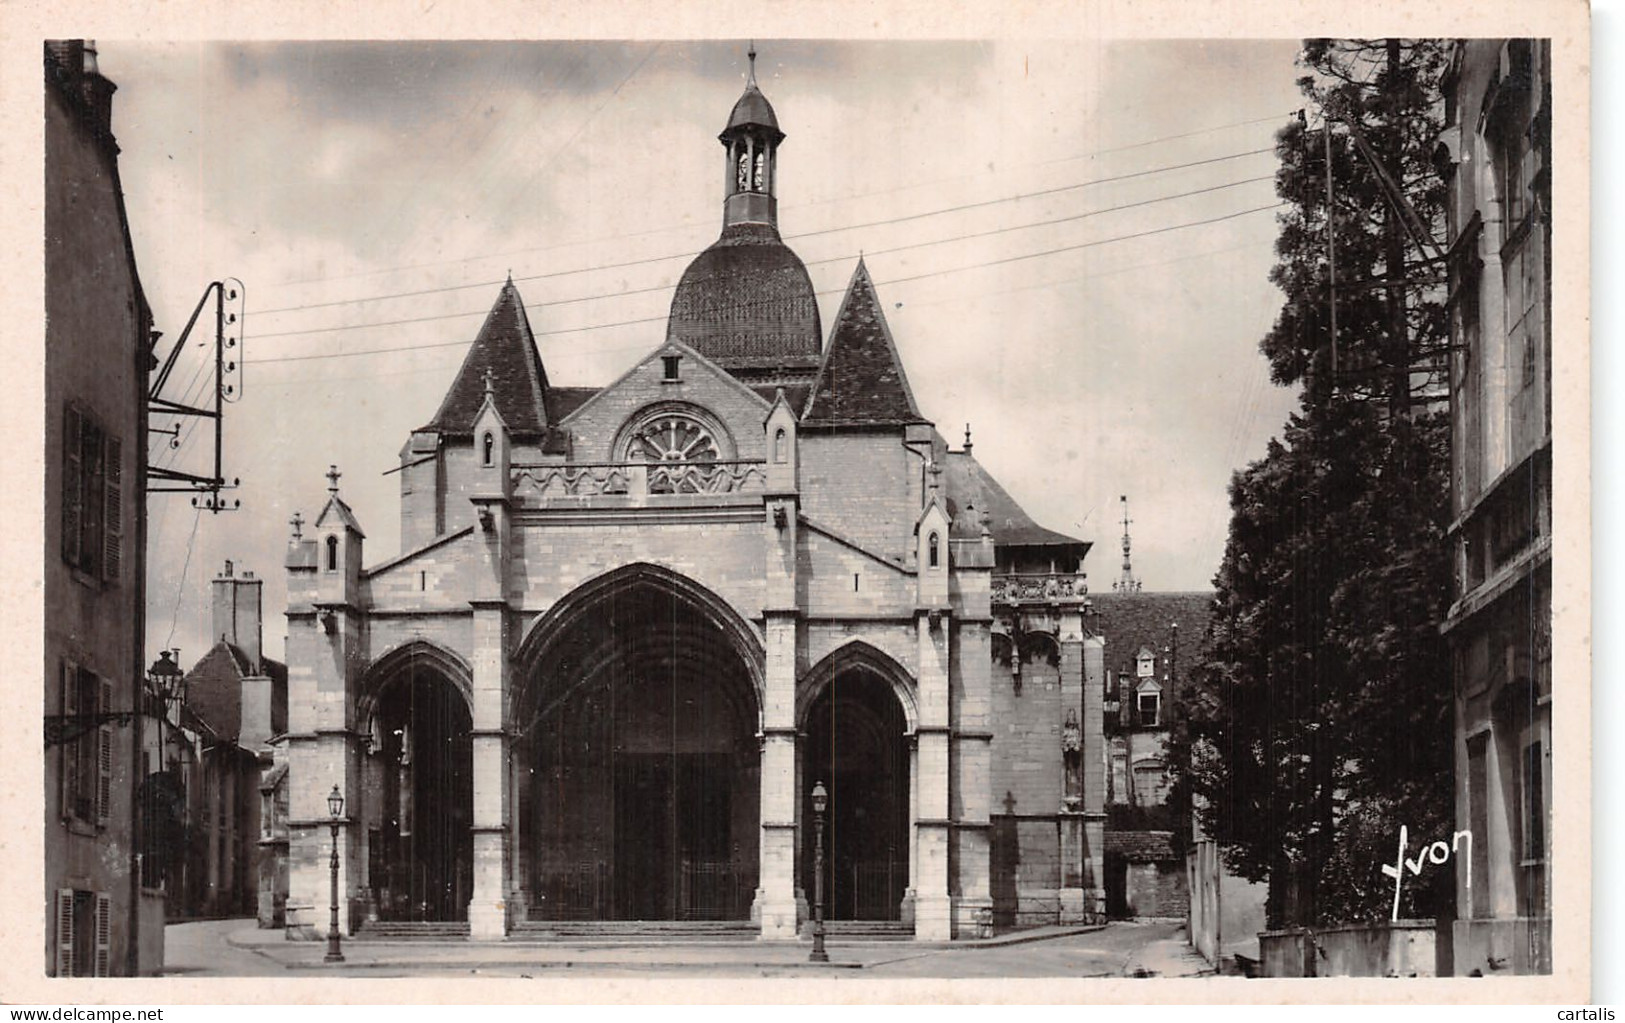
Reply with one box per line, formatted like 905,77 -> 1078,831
1383,38 -> 1411,424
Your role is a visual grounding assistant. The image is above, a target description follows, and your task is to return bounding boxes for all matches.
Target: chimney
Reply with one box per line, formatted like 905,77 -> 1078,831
212,559 -> 263,674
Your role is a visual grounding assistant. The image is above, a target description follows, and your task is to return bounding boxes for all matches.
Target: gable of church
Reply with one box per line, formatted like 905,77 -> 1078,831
560,341 -> 772,463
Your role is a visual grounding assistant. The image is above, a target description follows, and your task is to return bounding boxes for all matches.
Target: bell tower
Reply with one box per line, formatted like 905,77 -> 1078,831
719,45 -> 785,229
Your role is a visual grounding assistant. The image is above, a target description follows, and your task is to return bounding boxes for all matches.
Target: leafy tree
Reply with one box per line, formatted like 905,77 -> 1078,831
1170,39 -> 1454,928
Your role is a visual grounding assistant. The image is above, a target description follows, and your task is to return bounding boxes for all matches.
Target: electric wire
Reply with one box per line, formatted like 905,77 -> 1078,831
248,172 -> 1277,341
264,109 -> 1295,292
252,145 -> 1278,318
247,200 -> 1286,366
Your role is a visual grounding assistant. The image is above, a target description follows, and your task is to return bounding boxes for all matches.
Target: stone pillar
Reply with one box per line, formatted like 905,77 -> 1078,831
953,615 -> 995,935
1058,617 -> 1088,921
468,604 -> 511,939
284,600 -> 364,939
510,735 -> 531,920
900,736 -> 918,926
756,611 -> 799,939
1081,633 -> 1107,920
914,613 -> 953,940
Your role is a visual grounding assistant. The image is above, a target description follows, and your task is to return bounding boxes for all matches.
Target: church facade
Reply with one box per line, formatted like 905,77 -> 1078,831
281,57 -> 1105,942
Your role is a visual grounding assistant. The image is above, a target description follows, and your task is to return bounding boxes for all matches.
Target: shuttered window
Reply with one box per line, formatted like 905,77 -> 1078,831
97,676 -> 114,827
60,404 -> 121,583
93,893 -> 111,977
61,661 -> 104,825
54,889 -> 74,977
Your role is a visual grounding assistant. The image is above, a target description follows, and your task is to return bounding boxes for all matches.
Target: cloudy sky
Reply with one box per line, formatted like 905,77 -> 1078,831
93,37 -> 1309,665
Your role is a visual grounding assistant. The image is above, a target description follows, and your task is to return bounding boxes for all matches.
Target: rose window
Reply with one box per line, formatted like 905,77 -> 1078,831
625,414 -> 721,463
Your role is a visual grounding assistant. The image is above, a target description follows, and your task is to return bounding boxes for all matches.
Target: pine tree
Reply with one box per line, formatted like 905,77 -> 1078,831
1171,39 -> 1454,928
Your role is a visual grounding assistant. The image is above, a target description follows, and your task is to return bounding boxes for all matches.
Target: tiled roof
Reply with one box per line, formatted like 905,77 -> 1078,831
1090,590 -> 1215,686
549,386 -> 599,422
181,641 -> 288,745
941,450 -> 1088,549
1105,830 -> 1179,862
801,260 -> 925,427
422,280 -> 553,437
314,493 -> 365,538
666,223 -> 822,369
726,81 -> 780,134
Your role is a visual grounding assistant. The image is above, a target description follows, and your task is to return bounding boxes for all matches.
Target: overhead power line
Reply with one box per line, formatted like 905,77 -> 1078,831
266,109 -> 1295,292
248,173 -> 1276,341
248,199 -> 1286,366
253,145 -> 1278,318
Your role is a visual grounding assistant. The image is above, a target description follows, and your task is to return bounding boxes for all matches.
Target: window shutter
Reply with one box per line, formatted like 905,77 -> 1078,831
61,660 -> 78,820
93,892 -> 112,977
62,406 -> 82,566
97,676 -> 114,828
55,889 -> 74,977
103,435 -> 122,582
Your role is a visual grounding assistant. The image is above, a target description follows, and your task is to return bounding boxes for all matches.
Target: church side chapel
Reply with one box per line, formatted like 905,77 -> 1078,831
280,51 -> 1105,942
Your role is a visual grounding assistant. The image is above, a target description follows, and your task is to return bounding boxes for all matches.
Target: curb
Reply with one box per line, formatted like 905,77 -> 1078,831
281,959 -> 867,972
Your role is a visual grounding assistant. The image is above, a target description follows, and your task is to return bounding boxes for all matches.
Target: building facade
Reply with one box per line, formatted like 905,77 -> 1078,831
1439,38 -> 1552,975
44,40 -> 157,976
143,563 -> 288,923
1092,590 -> 1212,921
280,57 -> 1106,942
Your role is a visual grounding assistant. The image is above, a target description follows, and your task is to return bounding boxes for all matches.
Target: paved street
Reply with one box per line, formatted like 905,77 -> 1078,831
162,918 -> 1203,980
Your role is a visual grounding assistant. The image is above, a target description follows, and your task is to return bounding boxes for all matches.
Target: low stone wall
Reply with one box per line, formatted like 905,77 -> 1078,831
1259,920 -> 1441,977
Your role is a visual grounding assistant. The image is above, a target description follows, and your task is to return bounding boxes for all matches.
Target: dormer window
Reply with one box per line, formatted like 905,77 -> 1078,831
325,535 -> 339,572
928,532 -> 941,569
1136,651 -> 1155,678
663,355 -> 682,381
482,432 -> 494,467
1138,692 -> 1161,728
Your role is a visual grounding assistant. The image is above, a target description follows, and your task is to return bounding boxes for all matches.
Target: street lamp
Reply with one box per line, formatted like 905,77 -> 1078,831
325,785 -> 345,964
810,781 -> 829,963
144,650 -> 185,891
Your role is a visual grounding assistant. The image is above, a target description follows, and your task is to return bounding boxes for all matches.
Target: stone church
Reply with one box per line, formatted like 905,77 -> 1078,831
281,54 -> 1106,942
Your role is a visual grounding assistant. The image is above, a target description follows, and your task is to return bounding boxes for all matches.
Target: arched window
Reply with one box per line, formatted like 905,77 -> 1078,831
482,432 -> 494,467
928,532 -> 940,568
325,535 -> 339,572
773,428 -> 787,463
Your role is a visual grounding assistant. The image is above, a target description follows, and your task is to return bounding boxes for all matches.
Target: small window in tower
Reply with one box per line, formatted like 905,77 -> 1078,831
753,151 -> 766,191
326,535 -> 339,572
774,429 -> 787,463
663,355 -> 682,381
928,532 -> 940,568
482,432 -> 494,467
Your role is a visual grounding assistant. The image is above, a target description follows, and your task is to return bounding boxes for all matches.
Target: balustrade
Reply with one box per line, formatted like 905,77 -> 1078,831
990,572 -> 1089,606
512,459 -> 767,500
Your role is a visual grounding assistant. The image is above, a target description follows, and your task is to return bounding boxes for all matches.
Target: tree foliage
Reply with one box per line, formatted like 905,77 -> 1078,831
1170,39 -> 1455,929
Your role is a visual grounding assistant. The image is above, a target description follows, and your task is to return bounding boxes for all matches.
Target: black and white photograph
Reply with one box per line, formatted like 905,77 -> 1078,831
7,0 -> 1594,1006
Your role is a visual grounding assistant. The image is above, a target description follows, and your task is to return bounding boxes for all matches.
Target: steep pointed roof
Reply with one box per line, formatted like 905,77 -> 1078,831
801,260 -> 925,427
941,450 -> 1088,549
724,46 -> 782,137
314,492 -> 365,538
423,279 -> 553,437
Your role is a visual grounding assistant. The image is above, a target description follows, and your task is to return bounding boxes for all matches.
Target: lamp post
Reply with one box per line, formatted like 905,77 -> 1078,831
325,785 -> 345,964
810,781 -> 829,963
145,650 -> 185,892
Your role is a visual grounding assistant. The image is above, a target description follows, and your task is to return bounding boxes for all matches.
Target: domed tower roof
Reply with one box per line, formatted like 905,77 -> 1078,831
666,47 -> 821,385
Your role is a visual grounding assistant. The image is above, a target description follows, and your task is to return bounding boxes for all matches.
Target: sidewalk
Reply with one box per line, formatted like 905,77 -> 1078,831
1119,928 -> 1216,978
227,922 -> 1107,973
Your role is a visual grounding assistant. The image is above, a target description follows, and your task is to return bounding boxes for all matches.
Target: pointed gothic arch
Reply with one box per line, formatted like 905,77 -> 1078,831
796,640 -> 918,734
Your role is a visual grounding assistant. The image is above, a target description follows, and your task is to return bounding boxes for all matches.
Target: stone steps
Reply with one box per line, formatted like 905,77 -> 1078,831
509,920 -> 757,942
354,920 -> 471,941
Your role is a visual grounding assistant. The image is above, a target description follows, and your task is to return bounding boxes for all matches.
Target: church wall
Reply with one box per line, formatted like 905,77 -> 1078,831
365,618 -> 475,677
364,531 -> 481,611
989,649 -> 1064,816
440,440 -> 545,536
399,433 -> 441,551
511,517 -> 766,623
798,432 -> 920,561
799,528 -> 916,616
560,349 -> 769,462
